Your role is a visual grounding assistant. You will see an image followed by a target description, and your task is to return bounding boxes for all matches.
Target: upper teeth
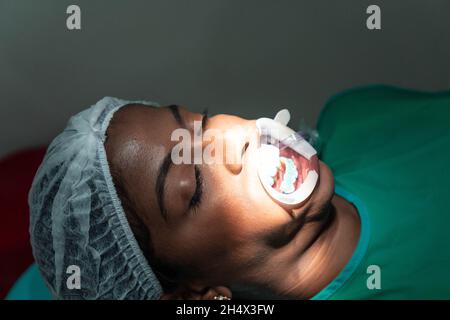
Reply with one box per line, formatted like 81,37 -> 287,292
259,144 -> 298,194
279,158 -> 298,194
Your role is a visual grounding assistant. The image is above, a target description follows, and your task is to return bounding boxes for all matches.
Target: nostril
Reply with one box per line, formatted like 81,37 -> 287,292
242,142 -> 249,157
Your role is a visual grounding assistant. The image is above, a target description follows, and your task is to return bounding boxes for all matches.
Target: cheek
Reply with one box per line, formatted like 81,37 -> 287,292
203,168 -> 289,240
158,178 -> 281,278
160,215 -> 239,279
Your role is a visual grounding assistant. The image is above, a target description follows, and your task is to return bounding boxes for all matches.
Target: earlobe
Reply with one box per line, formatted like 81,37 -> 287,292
159,285 -> 232,300
198,286 -> 232,300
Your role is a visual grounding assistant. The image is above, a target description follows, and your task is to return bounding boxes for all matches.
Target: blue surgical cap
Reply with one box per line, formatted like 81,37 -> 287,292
29,97 -> 163,299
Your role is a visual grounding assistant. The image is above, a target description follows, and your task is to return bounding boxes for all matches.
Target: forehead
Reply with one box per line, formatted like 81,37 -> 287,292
111,104 -> 173,141
108,104 -> 173,163
106,104 -> 177,214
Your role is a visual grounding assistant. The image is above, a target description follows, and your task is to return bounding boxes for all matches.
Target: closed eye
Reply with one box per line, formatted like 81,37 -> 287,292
189,109 -> 208,214
189,165 -> 203,214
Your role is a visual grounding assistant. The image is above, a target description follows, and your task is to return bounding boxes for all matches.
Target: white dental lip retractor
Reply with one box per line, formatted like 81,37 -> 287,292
256,109 -> 319,207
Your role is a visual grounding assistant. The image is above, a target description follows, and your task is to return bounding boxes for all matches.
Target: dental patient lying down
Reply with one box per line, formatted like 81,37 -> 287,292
26,85 -> 450,299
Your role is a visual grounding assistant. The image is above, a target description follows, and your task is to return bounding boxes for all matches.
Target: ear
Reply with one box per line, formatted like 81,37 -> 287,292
160,283 -> 232,300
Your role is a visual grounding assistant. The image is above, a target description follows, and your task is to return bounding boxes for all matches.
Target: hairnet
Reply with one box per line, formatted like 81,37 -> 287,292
29,97 -> 163,299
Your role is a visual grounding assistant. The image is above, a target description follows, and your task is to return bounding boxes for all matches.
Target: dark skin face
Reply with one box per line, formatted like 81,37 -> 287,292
105,104 -> 360,300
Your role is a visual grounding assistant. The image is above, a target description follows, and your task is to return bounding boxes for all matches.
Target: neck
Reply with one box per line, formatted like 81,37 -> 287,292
280,194 -> 361,299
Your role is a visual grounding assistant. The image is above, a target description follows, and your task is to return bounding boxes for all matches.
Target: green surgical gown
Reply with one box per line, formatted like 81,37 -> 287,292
312,85 -> 450,299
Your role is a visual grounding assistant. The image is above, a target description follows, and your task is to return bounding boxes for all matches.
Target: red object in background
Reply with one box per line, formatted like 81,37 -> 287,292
0,147 -> 47,299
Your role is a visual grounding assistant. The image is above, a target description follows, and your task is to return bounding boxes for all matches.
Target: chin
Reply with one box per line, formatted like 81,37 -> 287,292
311,160 -> 335,209
289,160 -> 334,217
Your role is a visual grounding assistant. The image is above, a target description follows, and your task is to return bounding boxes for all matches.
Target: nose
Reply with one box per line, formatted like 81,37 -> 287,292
205,115 -> 257,175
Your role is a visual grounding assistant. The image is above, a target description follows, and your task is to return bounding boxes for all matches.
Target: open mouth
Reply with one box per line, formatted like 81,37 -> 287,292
256,115 -> 319,207
272,144 -> 311,194
259,141 -> 316,194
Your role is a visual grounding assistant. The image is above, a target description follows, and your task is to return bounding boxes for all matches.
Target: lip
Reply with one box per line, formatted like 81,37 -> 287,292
269,149 -> 320,207
254,118 -> 320,208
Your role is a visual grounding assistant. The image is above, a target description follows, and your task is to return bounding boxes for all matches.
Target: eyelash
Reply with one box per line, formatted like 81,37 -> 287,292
188,109 -> 208,214
189,165 -> 203,214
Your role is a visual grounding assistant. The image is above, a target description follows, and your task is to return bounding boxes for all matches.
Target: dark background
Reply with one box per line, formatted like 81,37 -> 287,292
1,0 -> 450,157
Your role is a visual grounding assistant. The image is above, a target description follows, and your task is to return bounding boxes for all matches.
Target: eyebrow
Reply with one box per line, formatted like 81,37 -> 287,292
155,105 -> 186,222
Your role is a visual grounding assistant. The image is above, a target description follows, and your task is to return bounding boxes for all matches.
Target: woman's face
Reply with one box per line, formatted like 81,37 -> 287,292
105,104 -> 335,297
